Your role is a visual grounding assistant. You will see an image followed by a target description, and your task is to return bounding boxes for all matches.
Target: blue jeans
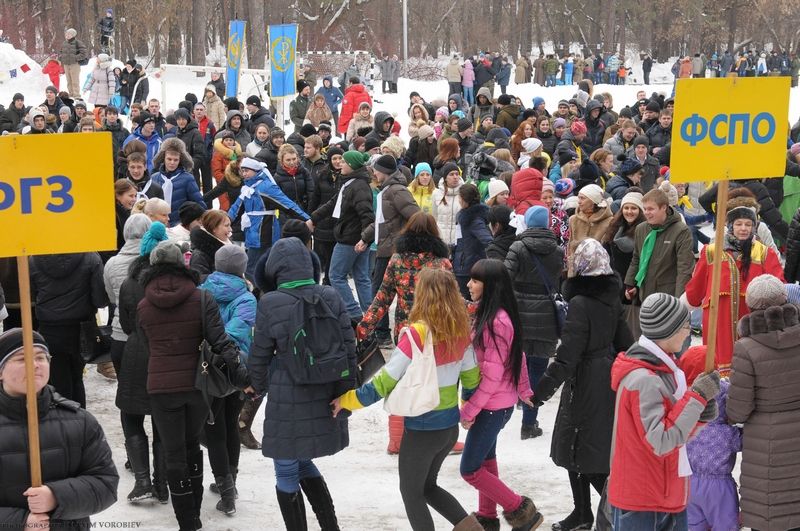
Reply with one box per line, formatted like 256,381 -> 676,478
546,74 -> 557,87
522,356 -> 550,426
460,407 -> 513,475
611,506 -> 687,531
462,86 -> 474,105
329,242 -> 372,319
594,71 -> 603,84
273,459 -> 321,493
609,72 -> 618,85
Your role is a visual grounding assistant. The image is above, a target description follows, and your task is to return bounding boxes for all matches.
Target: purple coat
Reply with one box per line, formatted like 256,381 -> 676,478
687,380 -> 742,476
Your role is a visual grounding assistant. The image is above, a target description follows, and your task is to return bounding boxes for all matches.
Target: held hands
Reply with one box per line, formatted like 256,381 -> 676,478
305,219 -> 315,232
24,485 -> 57,514
330,397 -> 343,418
624,286 -> 638,301
354,240 -> 368,253
460,419 -> 474,430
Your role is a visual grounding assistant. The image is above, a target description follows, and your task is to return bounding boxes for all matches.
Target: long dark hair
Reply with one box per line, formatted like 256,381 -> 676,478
469,259 -> 524,387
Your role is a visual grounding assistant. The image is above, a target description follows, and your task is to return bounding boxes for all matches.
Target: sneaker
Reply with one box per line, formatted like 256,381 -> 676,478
521,423 -> 543,440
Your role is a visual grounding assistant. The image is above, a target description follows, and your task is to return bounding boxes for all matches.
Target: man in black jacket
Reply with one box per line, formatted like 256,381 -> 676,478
102,106 -> 130,175
174,108 -> 208,191
0,93 -> 26,133
245,95 -> 275,135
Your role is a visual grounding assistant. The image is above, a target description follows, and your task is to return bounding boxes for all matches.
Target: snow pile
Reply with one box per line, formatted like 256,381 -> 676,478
0,42 -> 49,104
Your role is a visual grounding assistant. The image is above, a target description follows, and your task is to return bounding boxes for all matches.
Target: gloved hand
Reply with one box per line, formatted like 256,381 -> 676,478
699,398 -> 718,423
690,370 -> 721,401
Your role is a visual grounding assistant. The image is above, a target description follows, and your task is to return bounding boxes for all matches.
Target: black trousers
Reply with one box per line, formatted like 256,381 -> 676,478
205,393 -> 244,478
314,238 -> 335,286
448,82 -> 461,97
39,321 -> 85,408
150,391 -> 208,474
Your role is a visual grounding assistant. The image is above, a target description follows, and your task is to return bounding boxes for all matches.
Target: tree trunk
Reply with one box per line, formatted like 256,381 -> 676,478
618,9 -> 627,61
246,0 -> 265,68
605,0 -> 616,53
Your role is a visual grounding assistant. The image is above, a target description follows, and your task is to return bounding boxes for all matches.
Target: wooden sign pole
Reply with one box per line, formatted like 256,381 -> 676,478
17,255 -> 42,487
704,183 -> 729,373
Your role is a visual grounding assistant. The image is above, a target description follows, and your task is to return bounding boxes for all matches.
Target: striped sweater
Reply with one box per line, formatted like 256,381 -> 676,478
339,322 -> 480,430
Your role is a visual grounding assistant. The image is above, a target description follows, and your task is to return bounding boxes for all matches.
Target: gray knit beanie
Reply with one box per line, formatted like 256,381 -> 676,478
639,292 -> 689,340
745,274 -> 787,311
149,241 -> 184,267
215,245 -> 248,277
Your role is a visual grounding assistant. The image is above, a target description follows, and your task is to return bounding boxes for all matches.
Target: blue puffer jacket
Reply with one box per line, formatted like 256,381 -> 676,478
123,128 -> 163,172
150,165 -> 206,225
200,271 -> 256,361
316,75 -> 343,114
453,202 -> 493,276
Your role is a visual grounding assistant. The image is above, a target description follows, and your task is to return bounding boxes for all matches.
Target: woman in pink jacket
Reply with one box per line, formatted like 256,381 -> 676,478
461,259 -> 544,531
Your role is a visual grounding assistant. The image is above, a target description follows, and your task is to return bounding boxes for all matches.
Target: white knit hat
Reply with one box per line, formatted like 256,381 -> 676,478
621,191 -> 644,210
521,137 -> 543,153
746,274 -> 787,311
578,184 -> 608,208
487,179 -> 509,201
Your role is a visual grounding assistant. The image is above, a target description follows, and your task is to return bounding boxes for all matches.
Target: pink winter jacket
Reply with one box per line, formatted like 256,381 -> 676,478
460,309 -> 533,422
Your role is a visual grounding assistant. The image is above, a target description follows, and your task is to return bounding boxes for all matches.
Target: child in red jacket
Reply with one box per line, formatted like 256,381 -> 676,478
42,55 -> 64,89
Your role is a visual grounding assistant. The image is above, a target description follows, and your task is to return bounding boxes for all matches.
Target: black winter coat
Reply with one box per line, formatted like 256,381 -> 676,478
249,238 -> 356,460
189,227 -> 224,282
504,228 -> 564,354
255,141 -> 280,173
0,386 -> 118,529
538,130 -> 558,157
645,122 -> 672,152
453,203 -> 493,276
535,274 -> 633,474
486,227 -> 517,261
274,164 -> 315,213
103,120 -> 129,169
29,253 -> 108,324
311,167 -> 375,245
117,256 -> 151,414
308,165 -> 338,242
0,103 -> 26,133
700,180 -> 789,241
605,174 -> 635,201
119,68 -> 137,100
784,209 -> 800,283
176,120 -> 207,171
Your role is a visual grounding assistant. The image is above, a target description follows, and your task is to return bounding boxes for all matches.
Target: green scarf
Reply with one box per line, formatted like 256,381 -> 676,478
635,226 -> 665,287
278,279 -> 316,289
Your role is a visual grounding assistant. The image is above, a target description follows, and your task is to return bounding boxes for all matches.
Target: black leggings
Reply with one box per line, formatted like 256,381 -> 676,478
150,391 -> 208,475
121,411 -> 161,443
205,394 -> 244,478
39,322 -> 85,408
568,470 -> 607,515
398,426 -> 467,530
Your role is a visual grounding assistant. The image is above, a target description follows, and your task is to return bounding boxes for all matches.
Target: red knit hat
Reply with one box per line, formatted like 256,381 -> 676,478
570,120 -> 587,136
659,165 -> 670,177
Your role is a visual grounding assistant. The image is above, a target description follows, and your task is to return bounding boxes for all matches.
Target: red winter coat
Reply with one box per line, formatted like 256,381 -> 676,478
42,60 -> 64,88
508,168 -> 545,214
338,84 -> 373,135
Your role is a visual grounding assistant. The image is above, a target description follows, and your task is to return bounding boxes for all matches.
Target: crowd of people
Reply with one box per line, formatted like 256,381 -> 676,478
3,28 -> 800,531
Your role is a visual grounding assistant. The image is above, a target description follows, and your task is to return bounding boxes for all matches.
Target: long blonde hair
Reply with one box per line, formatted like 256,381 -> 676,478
408,268 -> 470,361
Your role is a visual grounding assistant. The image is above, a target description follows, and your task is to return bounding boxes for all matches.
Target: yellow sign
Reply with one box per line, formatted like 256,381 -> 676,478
0,133 -> 116,257
671,77 -> 790,182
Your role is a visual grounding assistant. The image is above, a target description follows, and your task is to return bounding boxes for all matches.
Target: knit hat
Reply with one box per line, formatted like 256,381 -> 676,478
218,129 -> 235,141
524,205 -> 549,228
541,179 -> 555,195
318,121 -> 332,133
578,184 -> 608,208
487,179 -> 509,201
572,238 -> 613,277
552,117 -> 567,129
619,107 -> 633,119
659,166 -> 670,177
621,191 -> 644,210
533,96 -> 545,108
457,118 -> 473,132
417,124 -> 435,140
435,106 -> 449,119
166,115 -> 178,126
440,162 -> 460,178
179,202 -> 205,227
12,93 -> 24,103
342,151 -> 370,170
0,329 -> 49,372
281,219 -> 312,244
246,95 -> 261,107
46,85 -> 58,94
372,154 -> 397,174
270,127 -> 285,138
414,162 -> 432,177
618,157 -> 643,178
326,146 -> 344,160
65,28 -> 77,39
570,120 -> 587,136
640,292 -> 689,340
790,143 -> 800,157
521,137 -> 543,153
381,136 -> 405,159
73,100 -> 86,110
364,137 -> 382,152
659,181 -> 679,207
140,222 -> 168,256
174,108 -> 191,122
58,106 -> 71,116
240,157 -> 264,172
299,123 -> 317,137
633,135 -> 649,148
149,241 -> 184,266
558,99 -> 570,108
726,205 -> 758,228
558,150 -> 578,168
497,94 -> 511,105
215,245 -> 248,276
578,159 -> 601,185
785,283 -> 800,305
563,196 -> 579,211
555,178 -> 575,197
645,100 -> 662,113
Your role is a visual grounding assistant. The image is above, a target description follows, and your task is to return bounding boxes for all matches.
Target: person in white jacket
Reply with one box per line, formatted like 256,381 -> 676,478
431,162 -> 464,248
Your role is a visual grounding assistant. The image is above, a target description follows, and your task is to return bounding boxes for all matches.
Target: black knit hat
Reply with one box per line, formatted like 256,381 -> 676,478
179,202 -> 205,227
364,137 -> 381,152
457,118 -> 473,132
372,154 -> 397,174
440,162 -> 460,177
299,123 -> 317,137
246,95 -> 261,107
645,100 -> 662,113
633,135 -> 649,148
0,328 -> 49,371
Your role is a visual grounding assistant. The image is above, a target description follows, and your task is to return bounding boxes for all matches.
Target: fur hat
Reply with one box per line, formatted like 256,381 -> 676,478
746,274 -> 787,311
726,205 -> 758,228
296,79 -> 310,92
154,138 -> 194,171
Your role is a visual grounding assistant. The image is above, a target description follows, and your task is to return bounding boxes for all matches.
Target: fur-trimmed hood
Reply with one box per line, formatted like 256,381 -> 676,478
213,137 -> 243,159
153,137 -> 194,171
224,162 -> 243,187
738,303 -> 800,341
562,273 -> 621,305
394,232 -> 449,258
190,226 -> 224,258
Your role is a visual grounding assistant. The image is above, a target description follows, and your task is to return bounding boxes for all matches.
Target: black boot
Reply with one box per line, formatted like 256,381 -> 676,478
125,435 -> 153,502
238,397 -> 263,450
151,441 -> 169,504
521,422 -> 543,440
552,473 -> 593,531
188,450 -> 204,530
276,488 -> 308,531
167,469 -> 197,531
215,474 -> 236,515
300,476 -> 339,531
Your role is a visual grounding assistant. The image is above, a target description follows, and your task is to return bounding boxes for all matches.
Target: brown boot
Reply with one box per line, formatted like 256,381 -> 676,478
96,361 -> 117,380
238,397 -> 263,450
454,514 -> 485,531
387,415 -> 404,454
503,496 -> 543,530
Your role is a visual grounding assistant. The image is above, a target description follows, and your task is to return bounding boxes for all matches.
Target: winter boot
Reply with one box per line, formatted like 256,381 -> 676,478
552,472 -> 593,530
151,441 -> 169,504
454,514 -> 486,531
96,360 -> 117,380
215,474 -> 236,515
551,511 -> 594,531
167,469 -> 197,531
276,488 -> 308,531
125,435 -> 153,502
387,415 -> 404,454
503,496 -> 544,531
300,475 -> 339,530
521,422 -> 543,440
238,397 -> 263,450
474,513 -> 501,531
188,450 -> 204,529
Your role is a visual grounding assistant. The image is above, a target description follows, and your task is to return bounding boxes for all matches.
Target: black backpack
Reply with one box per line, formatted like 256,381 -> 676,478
279,288 -> 350,384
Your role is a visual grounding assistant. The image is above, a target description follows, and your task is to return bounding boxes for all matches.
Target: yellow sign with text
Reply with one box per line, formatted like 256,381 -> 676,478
670,77 -> 790,182
0,133 -> 116,257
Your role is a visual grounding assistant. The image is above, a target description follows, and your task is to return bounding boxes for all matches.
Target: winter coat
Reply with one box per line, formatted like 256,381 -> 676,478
622,151 -> 661,192
453,203 -> 493,276
345,112 -> 374,141
495,104 -> 521,133
116,257 -> 151,414
308,164 -> 338,242
203,163 -> 243,228
784,207 -> 800,283
582,101 -> 607,155
728,303 -> 800,531
274,164 -> 315,213
137,266 -> 248,394
103,231 -> 146,341
567,207 -> 614,273
59,37 -> 87,66
189,227 -> 225,282
469,87 -> 495,129
509,167 -> 545,214
127,173 -> 163,201
210,139 -> 242,211
515,57 -> 528,84
0,103 -> 26,133
289,94 -> 310,132
538,130 -> 558,157
364,111 -> 395,145
305,100 -> 334,129
624,207 -> 694,302
486,227 -> 516,261
361,232 -> 451,339
254,141 -> 281,173
504,228 -> 564,353
605,174 -> 636,201
87,66 -> 116,107
556,130 -> 585,163
29,253 -> 107,324
408,182 -> 434,214
445,58 -> 464,83
685,380 -> 741,478
200,272 -> 256,357
203,92 -> 226,130
461,61 -> 475,87
461,309 -> 533,422
700,181 -> 789,242
0,386 -> 118,530
362,172 -> 420,257
176,120 -> 207,174
536,274 -> 633,474
316,76 -> 344,114
338,84 -> 373,136
406,136 -> 438,171
431,177 -> 464,246
150,141 -> 206,225
608,340 -> 707,513
247,106 -> 275,136
645,122 -> 672,152
474,61 -> 496,88
311,166 -> 375,246
102,120 -> 129,167
123,128 -> 163,173
215,111 -> 251,148
496,64 -> 512,87
249,239 -> 356,459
